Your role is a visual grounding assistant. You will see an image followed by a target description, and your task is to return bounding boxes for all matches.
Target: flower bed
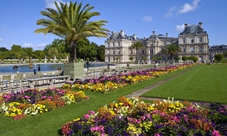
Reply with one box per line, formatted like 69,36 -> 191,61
61,97 -> 227,136
62,64 -> 193,93
0,88 -> 88,120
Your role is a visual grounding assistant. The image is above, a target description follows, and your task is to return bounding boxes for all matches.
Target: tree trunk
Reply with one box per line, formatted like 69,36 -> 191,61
69,40 -> 77,62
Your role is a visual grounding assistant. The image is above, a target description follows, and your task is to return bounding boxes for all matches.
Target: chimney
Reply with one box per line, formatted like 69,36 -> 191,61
152,30 -> 155,35
199,22 -> 202,28
166,32 -> 168,37
184,23 -> 188,28
120,30 -> 124,36
133,34 -> 136,39
143,37 -> 146,40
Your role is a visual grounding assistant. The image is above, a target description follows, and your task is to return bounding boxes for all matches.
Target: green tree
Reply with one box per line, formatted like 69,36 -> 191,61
162,44 -> 181,60
129,41 -> 144,63
35,1 -> 109,62
76,38 -> 90,60
115,56 -> 119,62
182,56 -> 188,62
189,56 -> 198,63
97,45 -> 105,61
0,47 -> 9,52
11,44 -> 24,60
129,56 -> 134,62
214,54 -> 224,62
48,47 -> 58,59
22,47 -> 33,59
33,50 -> 45,61
44,39 -> 69,54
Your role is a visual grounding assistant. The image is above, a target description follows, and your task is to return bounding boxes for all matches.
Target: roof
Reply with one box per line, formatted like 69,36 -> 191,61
180,24 -> 207,35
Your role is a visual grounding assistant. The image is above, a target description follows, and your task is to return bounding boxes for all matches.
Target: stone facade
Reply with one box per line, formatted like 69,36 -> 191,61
178,22 -> 209,62
209,45 -> 227,60
105,22 -> 209,63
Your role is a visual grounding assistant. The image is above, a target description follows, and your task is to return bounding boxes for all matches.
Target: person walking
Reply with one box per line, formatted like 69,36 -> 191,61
38,64 -> 41,72
86,60 -> 90,70
34,66 -> 37,75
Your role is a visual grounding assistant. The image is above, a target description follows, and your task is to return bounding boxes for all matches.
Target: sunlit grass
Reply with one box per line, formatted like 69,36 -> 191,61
142,65 -> 227,104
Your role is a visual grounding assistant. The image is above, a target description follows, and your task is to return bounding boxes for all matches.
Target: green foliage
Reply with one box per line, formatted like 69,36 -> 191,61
162,44 -> 181,60
214,54 -> 224,62
35,1 -> 109,62
129,41 -> 144,62
188,56 -> 198,63
97,45 -> 105,61
129,56 -> 134,61
182,56 -> 188,61
0,47 -> 9,52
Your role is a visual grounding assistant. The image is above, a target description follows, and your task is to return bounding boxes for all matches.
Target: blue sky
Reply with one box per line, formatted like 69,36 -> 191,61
0,0 -> 226,50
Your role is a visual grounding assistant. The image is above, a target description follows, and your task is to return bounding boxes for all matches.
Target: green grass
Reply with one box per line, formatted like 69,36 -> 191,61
0,67 -> 188,136
142,65 -> 227,104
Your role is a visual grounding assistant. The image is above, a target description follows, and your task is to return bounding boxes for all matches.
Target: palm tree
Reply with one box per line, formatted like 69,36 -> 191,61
162,44 -> 181,60
35,1 -> 109,62
129,41 -> 144,63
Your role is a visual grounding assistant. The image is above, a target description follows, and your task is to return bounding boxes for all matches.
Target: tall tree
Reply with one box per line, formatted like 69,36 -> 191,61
162,44 -> 182,60
11,44 -> 24,60
35,1 -> 109,62
44,39 -> 69,54
97,45 -> 105,61
0,47 -> 9,52
47,47 -> 58,59
129,41 -> 144,63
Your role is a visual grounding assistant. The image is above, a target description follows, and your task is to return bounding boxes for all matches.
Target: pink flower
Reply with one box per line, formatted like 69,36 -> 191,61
212,130 -> 221,136
84,114 -> 90,119
140,116 -> 146,121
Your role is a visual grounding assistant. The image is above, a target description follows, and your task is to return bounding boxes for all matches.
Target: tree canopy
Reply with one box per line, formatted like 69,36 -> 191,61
35,1 -> 109,62
129,41 -> 144,62
162,44 -> 181,60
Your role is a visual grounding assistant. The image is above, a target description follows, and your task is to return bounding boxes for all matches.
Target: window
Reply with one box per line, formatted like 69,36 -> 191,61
142,50 -> 144,54
113,43 -> 115,47
183,38 -> 186,43
108,43 -> 110,47
191,38 -> 194,43
150,49 -> 153,54
113,50 -> 115,54
107,50 -> 110,54
182,47 -> 186,52
118,50 -> 120,54
131,50 -> 133,54
199,37 -> 202,43
199,46 -> 203,52
190,47 -> 194,52
118,42 -> 120,46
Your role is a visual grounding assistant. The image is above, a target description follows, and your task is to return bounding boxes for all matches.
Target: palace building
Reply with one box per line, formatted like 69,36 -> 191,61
104,22 -> 210,63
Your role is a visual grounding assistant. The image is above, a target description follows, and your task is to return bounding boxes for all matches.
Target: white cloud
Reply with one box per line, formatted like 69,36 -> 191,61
45,0 -> 65,9
179,0 -> 201,14
165,0 -> 201,17
37,43 -> 47,48
23,43 -> 34,48
142,16 -> 152,22
0,38 -> 3,42
175,24 -> 185,32
165,6 -> 176,17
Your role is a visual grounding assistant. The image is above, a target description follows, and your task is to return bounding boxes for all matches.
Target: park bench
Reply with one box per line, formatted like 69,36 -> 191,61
27,75 -> 70,88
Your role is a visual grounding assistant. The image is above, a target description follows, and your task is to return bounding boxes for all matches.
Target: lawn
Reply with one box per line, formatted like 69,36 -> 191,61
0,66 -> 190,136
142,65 -> 227,104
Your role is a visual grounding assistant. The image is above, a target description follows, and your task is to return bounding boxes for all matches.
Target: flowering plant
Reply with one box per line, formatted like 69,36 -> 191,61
61,97 -> 226,136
